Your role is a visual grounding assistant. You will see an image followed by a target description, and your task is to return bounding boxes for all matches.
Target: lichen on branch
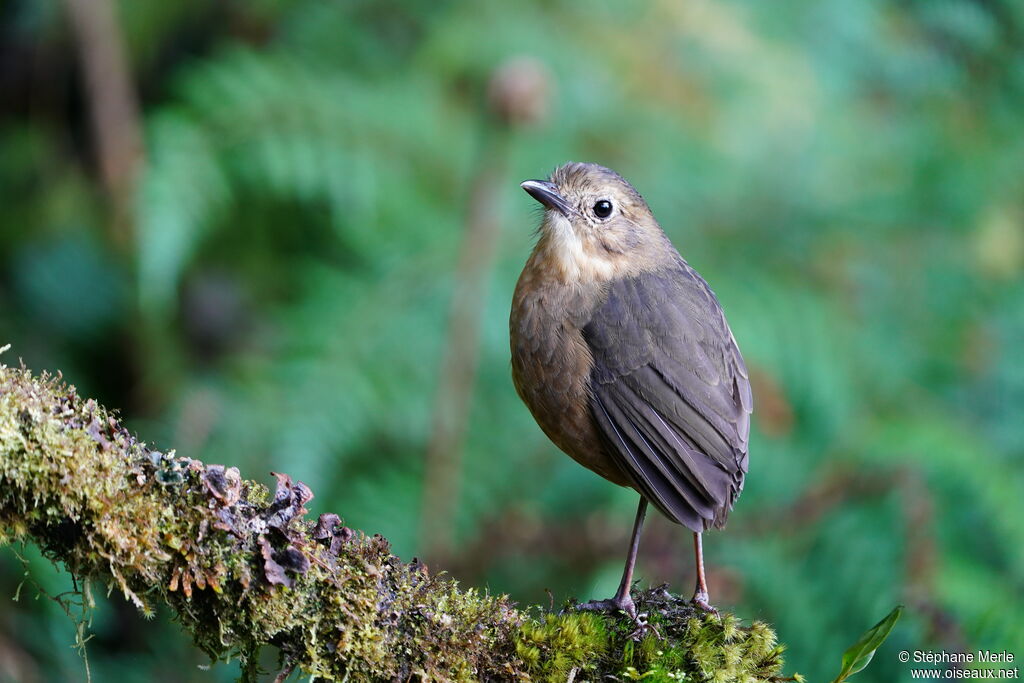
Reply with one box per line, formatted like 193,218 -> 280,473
0,351 -> 792,682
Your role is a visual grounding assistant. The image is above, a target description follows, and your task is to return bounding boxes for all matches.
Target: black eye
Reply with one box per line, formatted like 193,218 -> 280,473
593,200 -> 613,218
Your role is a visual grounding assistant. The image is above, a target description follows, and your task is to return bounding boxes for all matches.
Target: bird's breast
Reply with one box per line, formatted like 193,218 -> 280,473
509,266 -> 630,486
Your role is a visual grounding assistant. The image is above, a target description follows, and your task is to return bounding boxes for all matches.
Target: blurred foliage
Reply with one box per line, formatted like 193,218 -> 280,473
1,0 -> 1022,681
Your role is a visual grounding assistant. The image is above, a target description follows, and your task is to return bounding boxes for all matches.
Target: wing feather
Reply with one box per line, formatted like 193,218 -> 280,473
583,261 -> 752,531
592,392 -> 708,530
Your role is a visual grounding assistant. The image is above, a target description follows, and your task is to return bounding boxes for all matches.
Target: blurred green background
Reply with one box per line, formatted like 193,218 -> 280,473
2,0 -> 1023,681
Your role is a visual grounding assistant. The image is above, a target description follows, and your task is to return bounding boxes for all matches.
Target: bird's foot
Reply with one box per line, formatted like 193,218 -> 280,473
690,586 -> 719,615
575,593 -> 637,620
574,594 -> 662,640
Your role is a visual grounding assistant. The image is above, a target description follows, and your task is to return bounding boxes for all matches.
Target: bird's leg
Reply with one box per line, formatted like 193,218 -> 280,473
576,497 -> 648,619
611,496 -> 648,616
690,531 -> 717,613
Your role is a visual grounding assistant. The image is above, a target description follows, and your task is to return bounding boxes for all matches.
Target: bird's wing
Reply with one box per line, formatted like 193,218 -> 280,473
583,261 -> 752,531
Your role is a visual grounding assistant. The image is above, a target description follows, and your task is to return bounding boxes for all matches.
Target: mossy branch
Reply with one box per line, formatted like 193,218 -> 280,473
0,351 -> 793,682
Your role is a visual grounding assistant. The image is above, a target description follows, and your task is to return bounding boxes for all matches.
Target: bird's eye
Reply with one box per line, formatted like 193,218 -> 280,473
593,200 -> 613,218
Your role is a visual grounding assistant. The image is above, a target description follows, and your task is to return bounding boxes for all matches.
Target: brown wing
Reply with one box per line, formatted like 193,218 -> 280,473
583,261 -> 752,531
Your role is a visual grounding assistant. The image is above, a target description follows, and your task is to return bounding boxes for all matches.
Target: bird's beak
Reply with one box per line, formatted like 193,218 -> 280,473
520,179 -> 572,217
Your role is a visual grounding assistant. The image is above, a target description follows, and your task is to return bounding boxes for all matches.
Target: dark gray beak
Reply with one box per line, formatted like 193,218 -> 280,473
520,179 -> 572,216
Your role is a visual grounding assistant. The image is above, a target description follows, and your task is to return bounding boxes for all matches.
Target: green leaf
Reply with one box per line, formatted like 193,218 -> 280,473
831,605 -> 903,683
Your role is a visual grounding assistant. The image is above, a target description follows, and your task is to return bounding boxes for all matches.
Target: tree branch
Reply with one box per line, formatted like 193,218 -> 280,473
0,349 -> 790,682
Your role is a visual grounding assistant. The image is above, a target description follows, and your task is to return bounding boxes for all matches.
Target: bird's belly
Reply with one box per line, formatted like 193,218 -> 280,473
510,291 -> 630,487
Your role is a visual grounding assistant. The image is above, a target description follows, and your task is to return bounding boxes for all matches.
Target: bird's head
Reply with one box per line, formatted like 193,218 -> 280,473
520,162 -> 671,282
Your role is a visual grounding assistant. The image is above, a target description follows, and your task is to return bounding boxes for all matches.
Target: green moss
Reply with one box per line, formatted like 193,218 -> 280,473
0,354 -> 795,681
516,612 -> 609,681
510,592 -> 788,682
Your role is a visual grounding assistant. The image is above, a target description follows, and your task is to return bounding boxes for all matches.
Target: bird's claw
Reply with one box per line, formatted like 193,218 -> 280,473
626,612 -> 663,641
573,596 -> 662,640
691,587 -> 719,615
574,596 -> 637,620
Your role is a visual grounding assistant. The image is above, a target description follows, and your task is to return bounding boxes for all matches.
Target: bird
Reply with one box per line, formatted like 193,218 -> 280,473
509,162 -> 752,617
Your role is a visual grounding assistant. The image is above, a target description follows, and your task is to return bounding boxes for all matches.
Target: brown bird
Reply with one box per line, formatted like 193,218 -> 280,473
510,162 -> 752,617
